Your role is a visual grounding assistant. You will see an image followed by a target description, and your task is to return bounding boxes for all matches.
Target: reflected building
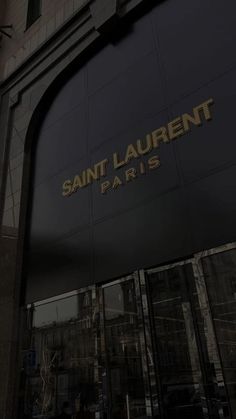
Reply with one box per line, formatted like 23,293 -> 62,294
18,254 -> 236,419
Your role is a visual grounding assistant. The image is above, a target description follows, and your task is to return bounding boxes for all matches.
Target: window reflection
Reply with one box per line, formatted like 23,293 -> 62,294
19,245 -> 236,419
20,290 -> 99,419
33,294 -> 78,327
202,249 -> 236,418
148,265 -> 207,419
103,281 -> 147,419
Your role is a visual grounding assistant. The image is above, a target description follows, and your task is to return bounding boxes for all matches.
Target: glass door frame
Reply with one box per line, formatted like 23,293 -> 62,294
144,242 -> 236,419
100,273 -> 159,418
21,241 -> 236,419
194,241 -> 236,419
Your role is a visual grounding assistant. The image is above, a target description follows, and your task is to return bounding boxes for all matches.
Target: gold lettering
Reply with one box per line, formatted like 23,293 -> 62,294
182,109 -> 202,133
148,155 -> 160,170
168,117 -> 184,140
196,98 -> 214,121
62,180 -> 72,197
136,134 -> 152,155
140,161 -> 146,175
72,172 -> 87,192
101,180 -> 111,194
87,165 -> 99,184
112,176 -> 123,189
63,98 -> 215,198
152,127 -> 169,148
94,159 -> 108,179
125,168 -> 137,182
125,144 -> 139,164
113,153 -> 125,169
100,159 -> 108,177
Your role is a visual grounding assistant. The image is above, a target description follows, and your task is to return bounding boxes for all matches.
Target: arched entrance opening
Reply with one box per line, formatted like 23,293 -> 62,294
18,3 -> 236,418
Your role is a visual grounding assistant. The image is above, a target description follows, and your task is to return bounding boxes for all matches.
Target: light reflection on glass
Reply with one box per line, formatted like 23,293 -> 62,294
33,294 -> 78,327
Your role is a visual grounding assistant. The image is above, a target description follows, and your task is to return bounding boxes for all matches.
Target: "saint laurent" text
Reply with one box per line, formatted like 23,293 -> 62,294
62,98 -> 214,196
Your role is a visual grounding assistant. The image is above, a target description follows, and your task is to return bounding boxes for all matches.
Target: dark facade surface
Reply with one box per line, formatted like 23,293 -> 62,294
26,0 -> 236,302
1,1 -> 236,419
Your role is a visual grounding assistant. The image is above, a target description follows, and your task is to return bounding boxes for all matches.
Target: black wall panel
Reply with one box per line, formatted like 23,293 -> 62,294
26,0 -> 236,302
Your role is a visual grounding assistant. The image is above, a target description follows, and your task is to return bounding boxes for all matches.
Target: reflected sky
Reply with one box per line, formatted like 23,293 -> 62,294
104,284 -> 125,320
33,293 -> 78,327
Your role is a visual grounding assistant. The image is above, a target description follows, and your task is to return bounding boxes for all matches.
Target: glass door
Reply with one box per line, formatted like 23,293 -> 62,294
147,263 -> 206,419
20,288 -> 101,418
200,245 -> 236,418
102,276 -> 152,419
146,260 -> 229,419
20,243 -> 236,419
20,277 -> 157,419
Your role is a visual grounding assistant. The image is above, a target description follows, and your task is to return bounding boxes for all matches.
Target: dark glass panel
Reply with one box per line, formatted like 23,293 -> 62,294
202,248 -> 236,419
19,290 -> 100,418
103,281 -> 147,419
148,265 -> 206,419
26,0 -> 41,28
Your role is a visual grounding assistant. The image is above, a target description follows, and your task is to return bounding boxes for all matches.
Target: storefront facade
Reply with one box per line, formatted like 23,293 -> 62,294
1,0 -> 236,418
21,244 -> 236,419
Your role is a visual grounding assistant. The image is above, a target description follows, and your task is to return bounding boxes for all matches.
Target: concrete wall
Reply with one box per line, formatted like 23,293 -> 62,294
0,0 -> 87,79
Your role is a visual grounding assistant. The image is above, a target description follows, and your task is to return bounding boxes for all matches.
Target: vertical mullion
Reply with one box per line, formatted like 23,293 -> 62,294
192,256 -> 229,419
134,270 -> 161,418
180,264 -> 210,419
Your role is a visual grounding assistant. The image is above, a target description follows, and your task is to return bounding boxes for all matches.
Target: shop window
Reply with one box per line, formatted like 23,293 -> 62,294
26,0 -> 41,29
19,244 -> 236,419
201,247 -> 236,418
